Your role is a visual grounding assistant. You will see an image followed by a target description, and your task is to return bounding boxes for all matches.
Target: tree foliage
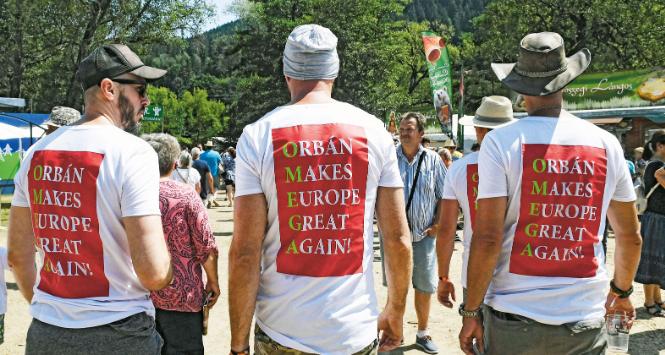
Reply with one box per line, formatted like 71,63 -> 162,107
459,0 -> 665,111
0,0 -> 212,111
141,86 -> 226,147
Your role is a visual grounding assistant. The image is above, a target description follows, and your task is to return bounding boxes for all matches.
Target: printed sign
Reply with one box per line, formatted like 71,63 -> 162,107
510,144 -> 606,278
422,32 -> 454,136
142,105 -> 164,122
512,69 -> 665,111
272,124 -> 369,277
28,150 -> 109,298
466,163 -> 478,229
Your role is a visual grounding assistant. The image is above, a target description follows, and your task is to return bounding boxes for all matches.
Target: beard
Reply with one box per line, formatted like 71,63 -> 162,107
119,93 -> 142,136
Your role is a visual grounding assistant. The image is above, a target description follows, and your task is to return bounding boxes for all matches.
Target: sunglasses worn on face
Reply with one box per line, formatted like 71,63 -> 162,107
109,78 -> 147,98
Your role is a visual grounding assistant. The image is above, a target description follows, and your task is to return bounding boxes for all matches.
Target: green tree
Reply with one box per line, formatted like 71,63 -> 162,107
459,0 -> 665,112
142,86 -> 226,147
221,0 -> 443,139
0,0 -> 213,112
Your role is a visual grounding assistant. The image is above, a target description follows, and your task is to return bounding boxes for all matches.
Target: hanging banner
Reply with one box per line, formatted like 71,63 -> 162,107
422,32 -> 454,137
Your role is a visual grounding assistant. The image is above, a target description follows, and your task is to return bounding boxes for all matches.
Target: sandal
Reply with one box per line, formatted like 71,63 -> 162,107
645,304 -> 665,317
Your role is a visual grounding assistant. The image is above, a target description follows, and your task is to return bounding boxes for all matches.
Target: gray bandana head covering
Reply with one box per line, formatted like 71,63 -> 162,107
283,24 -> 339,80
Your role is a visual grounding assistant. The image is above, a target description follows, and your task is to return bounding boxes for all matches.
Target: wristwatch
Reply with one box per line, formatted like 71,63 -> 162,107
610,280 -> 633,298
230,347 -> 250,355
458,303 -> 481,318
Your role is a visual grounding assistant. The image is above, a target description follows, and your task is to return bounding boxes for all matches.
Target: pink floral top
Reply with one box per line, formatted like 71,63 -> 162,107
151,181 -> 218,312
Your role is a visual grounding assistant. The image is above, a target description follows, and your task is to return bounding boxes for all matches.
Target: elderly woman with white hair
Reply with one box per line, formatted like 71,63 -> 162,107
142,133 -> 219,354
171,150 -> 201,194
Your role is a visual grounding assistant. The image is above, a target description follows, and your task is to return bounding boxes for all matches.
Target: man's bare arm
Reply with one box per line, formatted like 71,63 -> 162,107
376,186 -> 412,312
606,200 -> 642,291
375,186 -> 412,350
464,197 -> 507,310
436,199 -> 460,307
436,199 -> 460,279
123,215 -> 172,290
228,193 -> 267,352
207,172 -> 214,194
7,206 -> 36,302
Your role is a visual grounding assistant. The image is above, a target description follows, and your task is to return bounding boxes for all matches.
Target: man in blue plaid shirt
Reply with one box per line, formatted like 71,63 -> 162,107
396,112 -> 447,353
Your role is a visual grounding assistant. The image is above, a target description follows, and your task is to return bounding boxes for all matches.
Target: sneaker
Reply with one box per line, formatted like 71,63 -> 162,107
415,335 -> 438,354
206,201 -> 212,209
212,200 -> 222,207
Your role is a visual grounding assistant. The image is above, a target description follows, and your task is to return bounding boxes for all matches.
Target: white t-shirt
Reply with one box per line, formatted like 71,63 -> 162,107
0,247 -> 7,314
170,167 -> 201,190
12,124 -> 161,328
477,111 -> 635,325
441,152 -> 479,288
235,102 -> 403,354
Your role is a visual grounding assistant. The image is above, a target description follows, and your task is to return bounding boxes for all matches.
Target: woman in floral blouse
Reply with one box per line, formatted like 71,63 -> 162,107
144,133 -> 219,354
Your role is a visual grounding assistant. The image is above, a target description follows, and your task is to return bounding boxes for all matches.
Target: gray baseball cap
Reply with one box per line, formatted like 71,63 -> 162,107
76,44 -> 167,90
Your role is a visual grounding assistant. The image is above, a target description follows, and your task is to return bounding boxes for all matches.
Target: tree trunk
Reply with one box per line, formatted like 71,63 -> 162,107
9,0 -> 23,99
64,0 -> 112,107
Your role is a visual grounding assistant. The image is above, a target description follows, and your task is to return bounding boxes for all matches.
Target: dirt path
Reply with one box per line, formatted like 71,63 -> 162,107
0,195 -> 664,354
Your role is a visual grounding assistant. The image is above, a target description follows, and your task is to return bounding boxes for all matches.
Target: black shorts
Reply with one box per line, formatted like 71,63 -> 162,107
224,179 -> 235,187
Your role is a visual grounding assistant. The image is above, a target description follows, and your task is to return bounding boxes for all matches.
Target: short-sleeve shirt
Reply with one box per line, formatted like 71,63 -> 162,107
441,152 -> 478,287
200,150 -> 222,177
222,153 -> 236,181
396,145 -> 447,242
235,102 -> 403,354
151,181 -> 217,312
170,167 -> 201,191
11,124 -> 161,328
476,111 -> 635,325
644,160 -> 665,214
192,159 -> 210,200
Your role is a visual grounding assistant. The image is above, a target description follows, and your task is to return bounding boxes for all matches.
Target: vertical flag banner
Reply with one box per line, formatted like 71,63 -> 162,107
422,32 -> 454,137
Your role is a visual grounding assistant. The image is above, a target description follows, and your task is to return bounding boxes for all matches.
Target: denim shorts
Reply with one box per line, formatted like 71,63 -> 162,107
412,236 -> 437,294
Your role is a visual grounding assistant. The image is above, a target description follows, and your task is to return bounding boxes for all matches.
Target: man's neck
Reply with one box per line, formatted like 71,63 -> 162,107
401,144 -> 420,161
290,90 -> 334,105
82,107 -> 119,127
527,105 -> 562,118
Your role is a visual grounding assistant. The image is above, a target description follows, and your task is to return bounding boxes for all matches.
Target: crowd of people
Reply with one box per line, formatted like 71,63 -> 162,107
2,23 -> 664,355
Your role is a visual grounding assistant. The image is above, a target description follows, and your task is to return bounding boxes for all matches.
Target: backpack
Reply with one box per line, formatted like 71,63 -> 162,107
636,161 -> 663,214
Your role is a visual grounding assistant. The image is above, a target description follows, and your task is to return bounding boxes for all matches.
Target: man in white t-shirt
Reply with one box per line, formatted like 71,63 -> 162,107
458,32 -> 643,355
8,44 -> 172,354
228,24 -> 412,355
436,96 -> 515,308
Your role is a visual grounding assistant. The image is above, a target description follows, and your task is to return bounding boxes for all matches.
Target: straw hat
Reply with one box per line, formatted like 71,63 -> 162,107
459,96 -> 515,129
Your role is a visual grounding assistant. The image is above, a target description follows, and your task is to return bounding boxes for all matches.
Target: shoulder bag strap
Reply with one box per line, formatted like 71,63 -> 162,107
406,151 -> 426,230
176,168 -> 189,183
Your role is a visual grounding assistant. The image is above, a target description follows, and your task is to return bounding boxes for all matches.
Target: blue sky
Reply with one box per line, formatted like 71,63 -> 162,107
204,0 -> 239,31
